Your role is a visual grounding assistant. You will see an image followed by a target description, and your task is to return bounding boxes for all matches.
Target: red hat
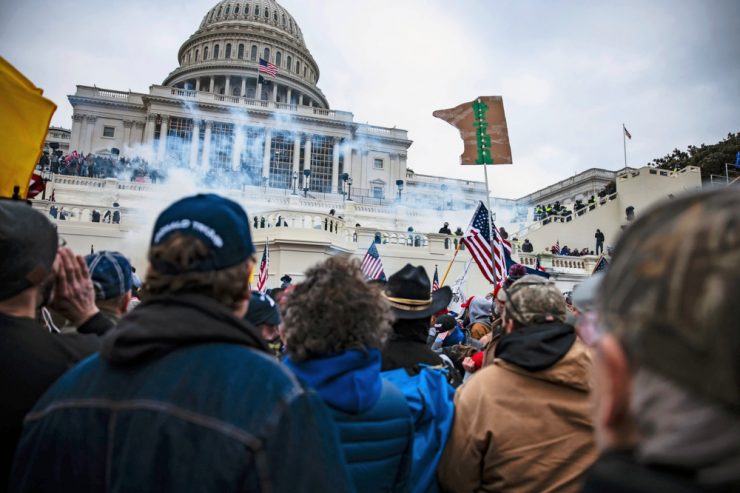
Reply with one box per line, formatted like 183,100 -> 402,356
461,296 -> 475,308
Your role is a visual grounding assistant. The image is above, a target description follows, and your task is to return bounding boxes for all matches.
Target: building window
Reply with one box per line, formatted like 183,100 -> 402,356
372,186 -> 384,199
195,49 -> 199,61
273,12 -> 277,22
103,126 -> 115,138
286,55 -> 292,71
269,132 -> 294,189
282,14 -> 286,26
210,122 -> 234,171
303,66 -> 307,77
250,45 -> 257,61
187,53 -> 191,64
204,46 -> 209,60
238,44 -> 244,59
225,44 -> 231,58
309,136 -> 334,193
214,44 -> 220,59
296,61 -> 300,74
225,5 -> 230,15
235,5 -> 239,14
275,51 -> 281,67
373,158 -> 383,169
255,6 -> 259,16
263,47 -> 270,61
264,8 -> 269,18
166,117 -> 193,166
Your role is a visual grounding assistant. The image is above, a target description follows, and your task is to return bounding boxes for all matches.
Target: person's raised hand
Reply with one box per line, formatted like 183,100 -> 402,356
50,247 -> 99,326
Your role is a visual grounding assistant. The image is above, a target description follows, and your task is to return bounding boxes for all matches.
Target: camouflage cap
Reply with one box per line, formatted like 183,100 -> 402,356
503,274 -> 567,326
599,188 -> 740,413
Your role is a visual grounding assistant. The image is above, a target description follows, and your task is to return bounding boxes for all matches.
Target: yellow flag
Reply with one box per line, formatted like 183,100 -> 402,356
0,57 -> 57,199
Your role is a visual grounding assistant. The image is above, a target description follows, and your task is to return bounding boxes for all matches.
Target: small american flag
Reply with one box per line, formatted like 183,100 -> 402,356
257,242 -> 269,293
623,124 -> 632,140
555,239 -> 561,254
463,201 -> 511,285
361,242 -> 385,281
259,58 -> 278,77
432,265 -> 440,292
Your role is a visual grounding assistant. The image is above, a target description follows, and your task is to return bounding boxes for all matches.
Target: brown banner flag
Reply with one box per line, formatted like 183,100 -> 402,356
433,96 -> 512,165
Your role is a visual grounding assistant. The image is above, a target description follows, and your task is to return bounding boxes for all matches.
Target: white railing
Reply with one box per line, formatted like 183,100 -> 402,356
252,210 -> 346,234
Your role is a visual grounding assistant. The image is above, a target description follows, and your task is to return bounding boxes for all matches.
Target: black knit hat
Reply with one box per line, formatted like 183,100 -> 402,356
0,200 -> 58,300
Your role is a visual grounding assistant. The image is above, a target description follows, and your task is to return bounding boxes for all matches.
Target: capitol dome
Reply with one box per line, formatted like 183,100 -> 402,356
163,0 -> 328,108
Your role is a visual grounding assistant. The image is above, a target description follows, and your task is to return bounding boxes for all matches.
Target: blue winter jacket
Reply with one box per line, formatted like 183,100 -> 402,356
10,294 -> 354,493
285,349 -> 414,493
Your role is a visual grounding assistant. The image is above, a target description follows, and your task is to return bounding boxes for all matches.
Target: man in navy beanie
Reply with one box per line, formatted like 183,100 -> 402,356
11,194 -> 352,493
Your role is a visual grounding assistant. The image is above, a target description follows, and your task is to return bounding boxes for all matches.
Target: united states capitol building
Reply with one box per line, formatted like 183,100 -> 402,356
36,0 -> 704,294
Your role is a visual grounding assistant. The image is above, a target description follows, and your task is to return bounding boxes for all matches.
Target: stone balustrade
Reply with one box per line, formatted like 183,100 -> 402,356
518,252 -> 602,275
252,210 -> 345,234
517,191 -> 618,238
33,200 -> 127,225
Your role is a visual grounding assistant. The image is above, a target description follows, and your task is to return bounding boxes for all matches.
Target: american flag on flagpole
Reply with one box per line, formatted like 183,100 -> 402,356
258,58 -> 278,77
432,265 -> 440,292
555,239 -> 560,254
257,242 -> 270,293
463,201 -> 512,284
623,124 -> 632,140
361,242 -> 386,281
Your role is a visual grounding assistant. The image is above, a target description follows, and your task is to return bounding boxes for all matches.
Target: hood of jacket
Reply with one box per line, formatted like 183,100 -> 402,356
469,297 -> 492,325
494,323 -> 591,391
284,349 -> 383,414
101,293 -> 269,364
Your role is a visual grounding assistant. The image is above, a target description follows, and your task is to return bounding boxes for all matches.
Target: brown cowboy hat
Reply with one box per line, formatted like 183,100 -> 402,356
383,264 -> 452,319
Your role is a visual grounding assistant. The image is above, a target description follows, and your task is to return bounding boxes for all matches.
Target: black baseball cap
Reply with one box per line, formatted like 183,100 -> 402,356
0,201 -> 58,300
244,291 -> 281,326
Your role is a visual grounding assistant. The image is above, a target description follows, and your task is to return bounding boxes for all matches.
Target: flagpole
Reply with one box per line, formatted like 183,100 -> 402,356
483,163 -> 496,284
440,238 -> 462,287
622,123 -> 627,168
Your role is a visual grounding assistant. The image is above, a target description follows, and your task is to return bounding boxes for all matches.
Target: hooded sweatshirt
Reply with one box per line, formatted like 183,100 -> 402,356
468,297 -> 492,340
439,322 -> 597,493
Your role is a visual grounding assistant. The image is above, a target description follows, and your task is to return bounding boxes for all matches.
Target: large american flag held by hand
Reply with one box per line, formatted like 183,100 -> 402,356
361,242 -> 386,281
257,242 -> 269,293
463,201 -> 511,284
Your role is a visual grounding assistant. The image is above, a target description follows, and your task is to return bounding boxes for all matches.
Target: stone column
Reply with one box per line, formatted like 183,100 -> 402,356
256,78 -> 262,100
298,94 -> 304,106
189,120 -> 200,168
209,76 -> 215,93
292,134 -> 301,175
286,88 -> 292,105
157,115 -> 169,162
331,139 -> 340,193
240,77 -> 247,97
134,121 -> 145,146
201,121 -> 212,169
304,134 -> 312,171
232,126 -> 244,171
122,121 -> 133,152
262,128 -> 272,179
145,114 -> 157,147
272,83 -> 278,102
195,78 -> 201,91
85,116 -> 97,154
225,77 -> 231,96
70,114 -> 84,152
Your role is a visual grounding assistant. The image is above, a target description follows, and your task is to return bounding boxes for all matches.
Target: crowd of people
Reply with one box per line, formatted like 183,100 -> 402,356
533,183 -> 618,222
39,151 -> 157,182
1,187 -> 738,492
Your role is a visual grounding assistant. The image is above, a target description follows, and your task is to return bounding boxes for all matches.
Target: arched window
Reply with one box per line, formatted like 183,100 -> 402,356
238,44 -> 244,59
235,5 -> 239,14
245,4 -> 249,14
225,44 -> 231,58
187,52 -> 191,64
264,8 -> 269,19
275,51 -> 281,67
204,46 -> 209,60
303,66 -> 307,77
273,12 -> 278,22
282,15 -> 286,26
214,44 -> 220,59
195,49 -> 199,61
255,6 -> 259,16
286,55 -> 292,71
217,6 -> 222,16
225,5 -> 230,15
250,45 -> 257,61
263,47 -> 270,61
296,61 -> 300,74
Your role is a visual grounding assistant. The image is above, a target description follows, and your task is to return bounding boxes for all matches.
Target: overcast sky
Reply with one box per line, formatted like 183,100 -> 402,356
2,0 -> 738,198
